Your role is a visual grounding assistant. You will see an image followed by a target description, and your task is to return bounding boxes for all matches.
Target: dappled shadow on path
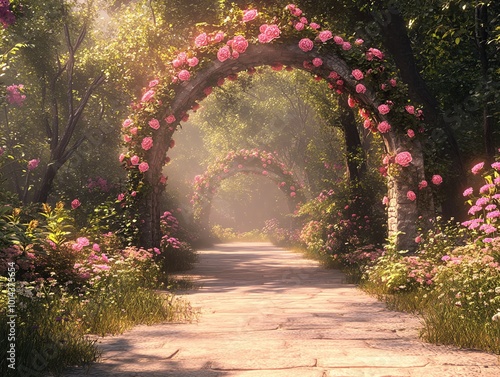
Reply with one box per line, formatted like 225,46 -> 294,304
176,242 -> 348,295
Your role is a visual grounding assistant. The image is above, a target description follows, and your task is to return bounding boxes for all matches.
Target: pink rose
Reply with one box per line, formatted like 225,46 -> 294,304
194,33 -> 208,47
71,199 -> 81,209
122,118 -> 133,128
130,155 -> 140,165
405,105 -> 415,114
352,69 -> 364,80
348,96 -> 356,108
149,118 -> 160,130
390,78 -> 397,87
123,135 -> 132,143
119,153 -> 125,162
378,104 -> 390,115
242,9 -> 258,22
318,30 -> 333,42
141,137 -> 153,151
172,59 -> 182,68
300,17 -> 308,24
418,180 -> 428,190
333,36 -> 343,45
382,196 -> 389,205
355,39 -> 364,45
342,42 -> 351,50
356,84 -> 366,93
295,22 -> 304,31
395,151 -> 413,167
309,22 -> 320,30
232,35 -> 249,54
363,119 -> 372,129
178,70 -> 191,81
407,191 -> 416,201
298,38 -> 314,52
377,121 -> 391,133
258,33 -> 271,43
264,24 -> 281,39
187,57 -> 199,67
148,79 -> 159,87
312,58 -> 323,67
415,236 -> 422,243
214,32 -> 225,43
117,193 -> 125,201
129,127 -> 138,135
141,90 -> 155,102
407,129 -> 415,138
431,175 -> 443,185
368,47 -> 384,60
138,162 -> 149,173
166,115 -> 176,124
217,46 -> 231,62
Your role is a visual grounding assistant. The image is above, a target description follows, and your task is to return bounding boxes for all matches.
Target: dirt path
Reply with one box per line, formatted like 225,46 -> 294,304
65,242 -> 499,376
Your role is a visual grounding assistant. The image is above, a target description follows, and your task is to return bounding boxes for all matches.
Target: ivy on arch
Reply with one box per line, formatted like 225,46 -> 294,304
191,149 -> 306,226
118,4 -> 438,250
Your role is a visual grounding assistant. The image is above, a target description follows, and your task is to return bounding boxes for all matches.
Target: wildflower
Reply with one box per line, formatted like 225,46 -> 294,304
463,187 -> 474,196
471,162 -> 484,175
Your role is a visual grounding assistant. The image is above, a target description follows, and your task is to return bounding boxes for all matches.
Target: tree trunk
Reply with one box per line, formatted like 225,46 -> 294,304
374,9 -> 467,219
34,162 -> 61,203
338,96 -> 366,182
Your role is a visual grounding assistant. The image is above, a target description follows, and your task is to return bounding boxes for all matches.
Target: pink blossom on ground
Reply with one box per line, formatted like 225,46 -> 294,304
418,180 -> 428,190
178,70 -> 191,81
407,129 -> 415,138
312,58 -> 323,67
141,137 -> 153,151
463,187 -> 474,196
378,104 -> 390,115
141,89 -> 155,102
377,121 -> 391,133
242,9 -> 258,22
431,175 -> 443,185
407,191 -> 417,201
395,151 -> 413,167
130,155 -> 140,165
166,115 -> 176,124
217,46 -> 231,62
356,84 -> 366,93
471,162 -> 484,174
27,158 -> 40,171
71,199 -> 81,209
298,38 -> 314,51
352,69 -> 364,80
149,118 -> 160,130
194,33 -> 208,47
138,162 -> 149,173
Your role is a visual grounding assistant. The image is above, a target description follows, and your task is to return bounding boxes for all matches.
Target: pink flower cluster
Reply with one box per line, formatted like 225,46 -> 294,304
6,84 -> 26,106
258,24 -> 281,44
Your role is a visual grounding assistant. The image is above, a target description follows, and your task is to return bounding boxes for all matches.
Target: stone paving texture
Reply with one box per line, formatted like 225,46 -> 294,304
64,242 -> 500,376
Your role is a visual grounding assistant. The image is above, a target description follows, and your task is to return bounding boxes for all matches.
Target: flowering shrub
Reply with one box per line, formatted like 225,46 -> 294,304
262,218 -> 300,247
461,156 -> 500,243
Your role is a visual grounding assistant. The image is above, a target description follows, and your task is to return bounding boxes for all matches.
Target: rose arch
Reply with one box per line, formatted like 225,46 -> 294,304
191,149 -> 306,227
119,5 -> 437,251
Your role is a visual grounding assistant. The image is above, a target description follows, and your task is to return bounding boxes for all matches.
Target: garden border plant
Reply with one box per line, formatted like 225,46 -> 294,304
118,4 -> 442,252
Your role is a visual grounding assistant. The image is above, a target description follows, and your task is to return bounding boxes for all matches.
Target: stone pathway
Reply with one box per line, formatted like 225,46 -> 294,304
65,242 -> 500,376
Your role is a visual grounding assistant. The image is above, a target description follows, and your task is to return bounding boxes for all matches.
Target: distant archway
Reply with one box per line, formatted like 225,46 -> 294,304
119,5 -> 432,251
191,149 -> 306,227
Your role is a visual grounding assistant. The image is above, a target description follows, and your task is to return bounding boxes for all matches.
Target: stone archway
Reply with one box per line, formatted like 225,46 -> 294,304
119,6 -> 431,251
191,149 -> 306,228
